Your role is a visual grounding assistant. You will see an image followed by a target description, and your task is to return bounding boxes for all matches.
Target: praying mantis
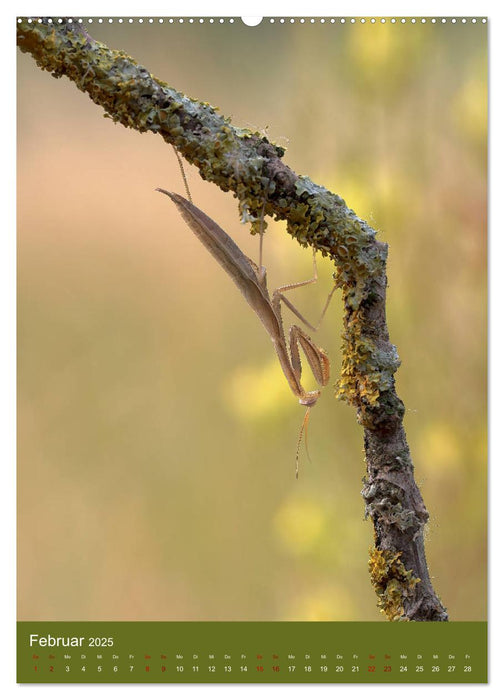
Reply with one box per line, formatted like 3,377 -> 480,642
156,188 -> 336,477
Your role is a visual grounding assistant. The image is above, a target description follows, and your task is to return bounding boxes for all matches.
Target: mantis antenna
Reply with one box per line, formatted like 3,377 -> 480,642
296,407 -> 313,479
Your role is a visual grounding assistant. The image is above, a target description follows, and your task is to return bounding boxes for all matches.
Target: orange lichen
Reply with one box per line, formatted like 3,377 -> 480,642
368,546 -> 421,621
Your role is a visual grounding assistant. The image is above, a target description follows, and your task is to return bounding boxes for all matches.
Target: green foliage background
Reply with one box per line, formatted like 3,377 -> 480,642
17,19 -> 486,621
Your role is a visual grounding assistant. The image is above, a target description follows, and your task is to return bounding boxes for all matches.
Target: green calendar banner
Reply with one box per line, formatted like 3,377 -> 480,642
18,621 -> 487,683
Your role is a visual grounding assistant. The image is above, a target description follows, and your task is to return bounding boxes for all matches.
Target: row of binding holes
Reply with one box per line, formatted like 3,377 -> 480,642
20,17 -> 487,24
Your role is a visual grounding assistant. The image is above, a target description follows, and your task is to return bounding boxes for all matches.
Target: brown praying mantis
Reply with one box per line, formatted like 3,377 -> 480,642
156,188 -> 336,477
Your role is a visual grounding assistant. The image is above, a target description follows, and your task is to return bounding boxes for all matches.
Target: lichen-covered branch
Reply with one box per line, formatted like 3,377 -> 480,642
17,17 -> 448,621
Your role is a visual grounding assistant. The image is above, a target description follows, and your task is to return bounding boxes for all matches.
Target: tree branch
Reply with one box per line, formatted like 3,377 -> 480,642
17,17 -> 448,621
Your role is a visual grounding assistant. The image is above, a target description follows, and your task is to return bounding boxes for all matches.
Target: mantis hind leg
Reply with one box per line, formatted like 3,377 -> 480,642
272,250 -> 338,332
172,145 -> 193,203
275,248 -> 318,296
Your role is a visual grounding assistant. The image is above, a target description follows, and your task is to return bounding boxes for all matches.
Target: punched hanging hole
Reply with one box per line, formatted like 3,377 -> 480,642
241,16 -> 263,27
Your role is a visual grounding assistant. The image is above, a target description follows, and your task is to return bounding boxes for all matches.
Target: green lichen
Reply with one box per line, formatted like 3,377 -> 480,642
362,480 -> 420,532
335,302 -> 400,419
368,546 -> 421,621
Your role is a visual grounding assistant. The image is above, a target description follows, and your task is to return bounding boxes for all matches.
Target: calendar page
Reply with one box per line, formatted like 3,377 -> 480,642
16,12 -> 487,684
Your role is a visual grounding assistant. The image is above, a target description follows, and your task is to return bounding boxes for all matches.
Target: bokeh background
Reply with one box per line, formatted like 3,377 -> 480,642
17,18 -> 487,621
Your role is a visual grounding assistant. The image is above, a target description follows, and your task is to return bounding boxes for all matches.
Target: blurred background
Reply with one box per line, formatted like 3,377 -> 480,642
17,18 -> 486,621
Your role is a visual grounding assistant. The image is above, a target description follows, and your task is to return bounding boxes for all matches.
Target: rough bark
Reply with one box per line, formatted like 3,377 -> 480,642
17,17 -> 448,621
